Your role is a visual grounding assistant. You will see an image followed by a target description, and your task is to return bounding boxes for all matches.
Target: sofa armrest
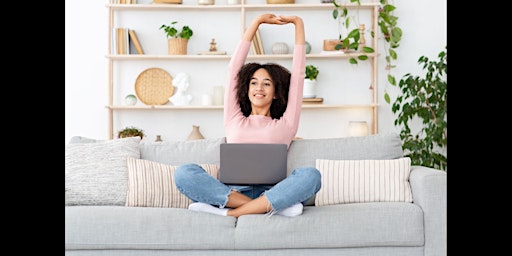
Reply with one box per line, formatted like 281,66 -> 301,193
409,165 -> 447,256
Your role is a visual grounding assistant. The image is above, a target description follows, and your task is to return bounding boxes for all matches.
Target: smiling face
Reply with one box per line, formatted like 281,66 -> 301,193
248,68 -> 275,114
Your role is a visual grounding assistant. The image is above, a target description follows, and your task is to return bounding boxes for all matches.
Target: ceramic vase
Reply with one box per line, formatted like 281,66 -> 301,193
187,125 -> 205,140
303,79 -> 317,98
124,94 -> 137,106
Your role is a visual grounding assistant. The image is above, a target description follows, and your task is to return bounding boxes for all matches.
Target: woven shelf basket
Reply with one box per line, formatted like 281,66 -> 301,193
168,38 -> 188,55
135,68 -> 175,105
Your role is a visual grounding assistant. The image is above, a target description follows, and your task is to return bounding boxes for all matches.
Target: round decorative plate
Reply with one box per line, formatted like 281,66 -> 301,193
135,68 -> 175,105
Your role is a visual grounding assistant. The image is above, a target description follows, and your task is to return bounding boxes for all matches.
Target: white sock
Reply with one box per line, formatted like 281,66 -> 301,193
276,203 -> 303,217
188,202 -> 229,216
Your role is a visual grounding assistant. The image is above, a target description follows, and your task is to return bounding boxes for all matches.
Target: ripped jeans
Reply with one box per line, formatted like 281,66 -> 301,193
174,163 -> 321,212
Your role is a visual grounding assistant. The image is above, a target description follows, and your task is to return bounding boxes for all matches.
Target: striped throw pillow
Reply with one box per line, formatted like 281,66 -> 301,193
126,157 -> 219,208
315,157 -> 412,206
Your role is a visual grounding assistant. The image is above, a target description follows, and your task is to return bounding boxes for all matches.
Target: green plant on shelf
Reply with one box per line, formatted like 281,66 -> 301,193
331,0 -> 402,102
305,65 -> 319,80
160,21 -> 194,40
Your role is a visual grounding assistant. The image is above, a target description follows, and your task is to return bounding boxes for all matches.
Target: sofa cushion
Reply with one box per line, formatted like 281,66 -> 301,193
65,137 -> 141,206
139,137 -> 225,166
287,133 -> 404,205
65,203 -> 424,250
65,206 -> 237,250
315,158 -> 413,206
126,157 -> 219,208
232,203 -> 424,249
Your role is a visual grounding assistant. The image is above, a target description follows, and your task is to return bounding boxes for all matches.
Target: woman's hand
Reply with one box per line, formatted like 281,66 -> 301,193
256,13 -> 286,25
256,14 -> 302,25
276,15 -> 302,25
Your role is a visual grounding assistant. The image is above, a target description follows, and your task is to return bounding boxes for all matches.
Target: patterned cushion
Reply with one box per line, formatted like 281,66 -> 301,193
315,157 -> 413,206
126,157 -> 219,208
65,137 -> 141,206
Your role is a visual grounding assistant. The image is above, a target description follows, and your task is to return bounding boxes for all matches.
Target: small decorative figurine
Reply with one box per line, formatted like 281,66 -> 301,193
209,38 -> 217,52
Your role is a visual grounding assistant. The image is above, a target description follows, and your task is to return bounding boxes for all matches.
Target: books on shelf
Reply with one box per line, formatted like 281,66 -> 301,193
128,30 -> 144,54
250,29 -> 264,55
112,27 -> 145,55
116,28 -> 128,55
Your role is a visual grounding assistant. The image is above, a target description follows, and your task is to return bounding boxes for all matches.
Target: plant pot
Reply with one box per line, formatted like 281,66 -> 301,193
168,38 -> 188,55
323,39 -> 343,51
303,79 -> 317,98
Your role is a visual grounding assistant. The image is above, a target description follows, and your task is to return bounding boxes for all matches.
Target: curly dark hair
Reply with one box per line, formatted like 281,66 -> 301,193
235,62 -> 291,119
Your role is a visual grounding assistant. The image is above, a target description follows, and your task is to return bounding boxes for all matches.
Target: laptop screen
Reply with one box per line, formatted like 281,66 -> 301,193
219,143 -> 288,185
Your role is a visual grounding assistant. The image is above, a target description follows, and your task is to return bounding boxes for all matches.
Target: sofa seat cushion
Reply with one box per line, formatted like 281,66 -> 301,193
65,206 -> 237,250
234,202 -> 424,250
66,202 -> 424,251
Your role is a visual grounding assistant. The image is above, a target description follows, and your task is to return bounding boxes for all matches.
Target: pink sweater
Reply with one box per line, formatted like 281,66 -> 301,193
224,40 -> 306,148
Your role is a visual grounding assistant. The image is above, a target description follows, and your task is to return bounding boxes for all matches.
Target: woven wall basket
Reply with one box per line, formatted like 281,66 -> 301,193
266,0 -> 295,4
168,38 -> 188,55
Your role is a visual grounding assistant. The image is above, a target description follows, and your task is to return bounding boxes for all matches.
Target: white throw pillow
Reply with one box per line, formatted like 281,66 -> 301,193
315,157 -> 413,206
65,137 -> 141,206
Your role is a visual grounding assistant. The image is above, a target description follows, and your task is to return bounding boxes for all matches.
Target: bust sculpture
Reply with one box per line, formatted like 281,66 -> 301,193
169,72 -> 192,106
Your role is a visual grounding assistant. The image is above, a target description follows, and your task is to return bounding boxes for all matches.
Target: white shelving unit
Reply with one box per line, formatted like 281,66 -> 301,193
106,1 -> 380,140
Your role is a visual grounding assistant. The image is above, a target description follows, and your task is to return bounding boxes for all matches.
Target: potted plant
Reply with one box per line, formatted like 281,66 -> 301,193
160,21 -> 194,55
390,48 -> 447,171
303,65 -> 319,98
118,126 -> 145,140
330,1 -> 402,101
329,1 -> 375,58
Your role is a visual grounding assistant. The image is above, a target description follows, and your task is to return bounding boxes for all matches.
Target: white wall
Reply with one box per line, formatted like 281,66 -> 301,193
65,0 -> 447,143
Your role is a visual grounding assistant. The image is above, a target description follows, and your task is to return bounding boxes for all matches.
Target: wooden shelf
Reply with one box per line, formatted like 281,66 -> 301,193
106,53 -> 378,60
106,1 -> 381,139
107,104 -> 377,110
106,3 -> 379,11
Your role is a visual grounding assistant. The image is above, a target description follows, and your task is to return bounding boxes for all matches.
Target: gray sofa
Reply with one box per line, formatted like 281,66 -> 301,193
65,133 -> 447,256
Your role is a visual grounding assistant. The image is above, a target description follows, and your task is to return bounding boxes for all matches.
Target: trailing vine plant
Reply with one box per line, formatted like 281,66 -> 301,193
391,48 -> 447,171
332,0 -> 402,101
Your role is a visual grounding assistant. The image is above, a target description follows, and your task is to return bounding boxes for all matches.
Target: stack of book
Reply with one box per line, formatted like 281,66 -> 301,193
112,27 -> 144,55
250,29 -> 264,55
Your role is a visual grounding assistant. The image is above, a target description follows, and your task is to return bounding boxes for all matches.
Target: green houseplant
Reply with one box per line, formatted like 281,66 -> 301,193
160,21 -> 194,39
305,65 -> 319,80
118,126 -> 145,140
304,65 -> 319,98
391,48 -> 447,171
160,21 -> 194,54
331,0 -> 402,101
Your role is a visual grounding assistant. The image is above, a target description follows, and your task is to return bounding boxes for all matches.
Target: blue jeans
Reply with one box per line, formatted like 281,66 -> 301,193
174,163 -> 321,212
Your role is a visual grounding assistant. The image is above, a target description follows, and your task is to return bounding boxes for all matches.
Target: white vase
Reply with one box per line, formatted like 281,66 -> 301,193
303,79 -> 317,98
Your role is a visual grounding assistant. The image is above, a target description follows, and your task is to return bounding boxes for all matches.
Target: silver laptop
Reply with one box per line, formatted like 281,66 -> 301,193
219,143 -> 288,185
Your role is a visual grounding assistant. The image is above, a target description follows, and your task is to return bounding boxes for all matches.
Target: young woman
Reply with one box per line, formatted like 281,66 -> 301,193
174,14 -> 321,218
